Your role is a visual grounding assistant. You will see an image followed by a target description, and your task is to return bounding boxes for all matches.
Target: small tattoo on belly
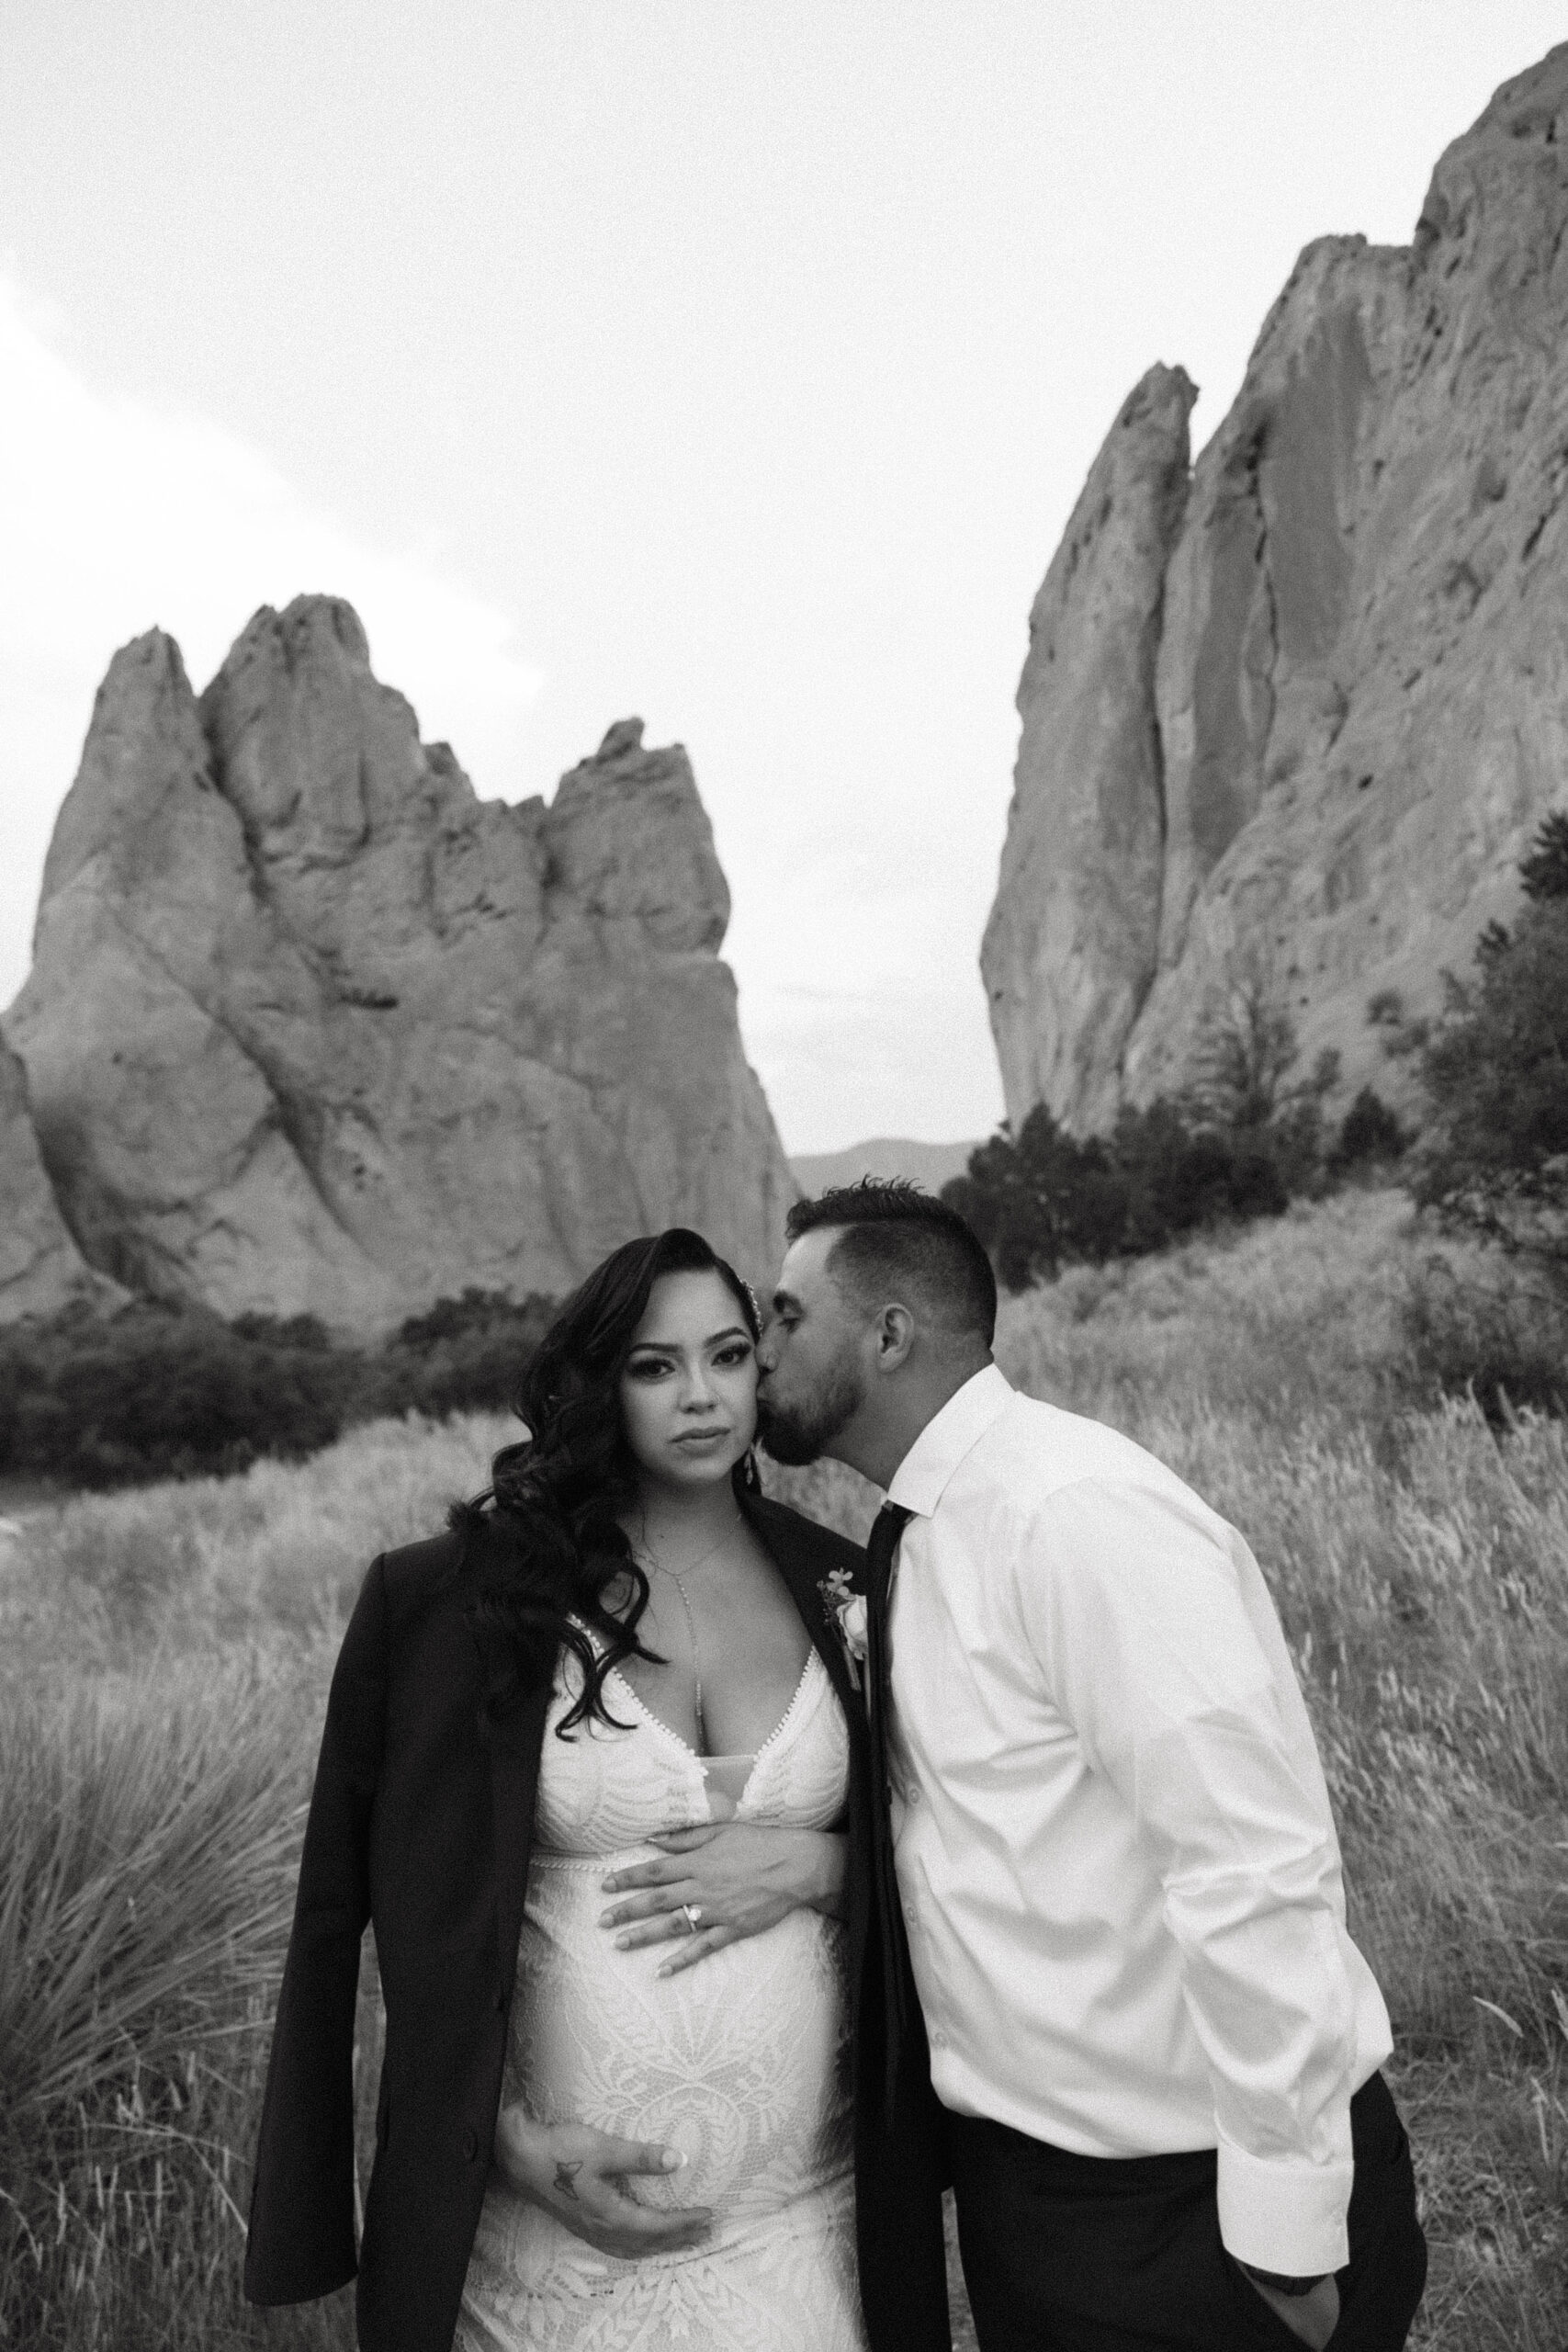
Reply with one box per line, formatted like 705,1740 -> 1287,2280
554,2159 -> 582,2201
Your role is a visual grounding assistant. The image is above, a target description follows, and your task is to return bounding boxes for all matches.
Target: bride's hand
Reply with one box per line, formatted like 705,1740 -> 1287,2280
599,1825 -> 847,1973
492,2108 -> 713,2257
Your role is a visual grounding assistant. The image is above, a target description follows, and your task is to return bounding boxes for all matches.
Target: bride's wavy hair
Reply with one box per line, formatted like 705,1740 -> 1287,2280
454,1227 -> 762,1740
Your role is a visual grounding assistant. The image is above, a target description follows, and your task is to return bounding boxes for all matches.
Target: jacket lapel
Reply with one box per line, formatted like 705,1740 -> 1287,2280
739,1488 -> 863,1727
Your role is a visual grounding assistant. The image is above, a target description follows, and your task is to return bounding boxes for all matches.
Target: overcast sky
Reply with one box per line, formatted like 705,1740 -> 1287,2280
2,4 -> 1561,1153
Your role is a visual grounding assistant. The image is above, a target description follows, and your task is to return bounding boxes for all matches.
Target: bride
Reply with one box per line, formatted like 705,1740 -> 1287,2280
244,1227 -> 951,2352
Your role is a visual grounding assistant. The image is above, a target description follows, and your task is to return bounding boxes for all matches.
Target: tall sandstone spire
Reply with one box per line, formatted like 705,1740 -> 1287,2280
986,42 -> 1568,1131
6,597 -> 795,1330
982,364 -> 1195,1132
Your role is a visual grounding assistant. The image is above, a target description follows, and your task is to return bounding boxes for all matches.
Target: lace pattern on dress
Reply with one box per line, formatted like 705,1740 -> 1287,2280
457,1635 -> 866,2352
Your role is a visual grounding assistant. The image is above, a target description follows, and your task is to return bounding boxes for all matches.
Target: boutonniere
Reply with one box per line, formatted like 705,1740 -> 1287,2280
818,1567 -> 868,1691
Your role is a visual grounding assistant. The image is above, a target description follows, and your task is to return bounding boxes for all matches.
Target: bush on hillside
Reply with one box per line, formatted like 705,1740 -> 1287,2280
0,1305 -> 348,1486
942,1099 -> 1289,1289
942,979 -> 1416,1288
0,1289 -> 557,1487
377,1288 -> 559,1421
1328,1084 -> 1411,1179
1411,808 -> 1568,1274
1399,1254 -> 1568,1423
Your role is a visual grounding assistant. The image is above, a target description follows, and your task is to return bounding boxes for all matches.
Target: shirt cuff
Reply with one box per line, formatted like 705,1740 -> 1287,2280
1215,2136 -> 1352,2277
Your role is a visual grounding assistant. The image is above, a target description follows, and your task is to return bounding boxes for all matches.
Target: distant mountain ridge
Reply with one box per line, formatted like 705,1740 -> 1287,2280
790,1137 -> 978,1196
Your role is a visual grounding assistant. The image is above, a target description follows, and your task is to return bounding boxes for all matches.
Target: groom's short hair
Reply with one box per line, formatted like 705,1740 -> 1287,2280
786,1180 -> 997,1346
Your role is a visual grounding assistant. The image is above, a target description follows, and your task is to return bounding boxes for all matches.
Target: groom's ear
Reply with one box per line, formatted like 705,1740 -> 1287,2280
872,1303 -> 916,1374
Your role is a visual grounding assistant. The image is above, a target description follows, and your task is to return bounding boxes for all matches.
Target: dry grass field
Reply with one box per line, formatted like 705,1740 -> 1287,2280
2,1189 -> 1564,2347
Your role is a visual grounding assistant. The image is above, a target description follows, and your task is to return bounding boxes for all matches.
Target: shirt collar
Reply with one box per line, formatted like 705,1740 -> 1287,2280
886,1363 -> 1015,1519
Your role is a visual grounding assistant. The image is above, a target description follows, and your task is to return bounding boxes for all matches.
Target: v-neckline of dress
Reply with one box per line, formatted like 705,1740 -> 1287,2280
604,1645 -> 822,1773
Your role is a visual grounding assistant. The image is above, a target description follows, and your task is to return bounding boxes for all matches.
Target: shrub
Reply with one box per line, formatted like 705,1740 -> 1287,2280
373,1289 -> 558,1422
1399,1255 -> 1568,1423
1412,809 -> 1568,1267
1329,1086 -> 1411,1178
942,1097 -> 1292,1291
0,1304 -> 351,1485
0,1291 -> 557,1488
942,986 -> 1364,1292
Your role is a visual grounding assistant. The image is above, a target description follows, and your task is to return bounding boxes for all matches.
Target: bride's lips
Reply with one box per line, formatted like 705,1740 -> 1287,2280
673,1427 -> 729,1449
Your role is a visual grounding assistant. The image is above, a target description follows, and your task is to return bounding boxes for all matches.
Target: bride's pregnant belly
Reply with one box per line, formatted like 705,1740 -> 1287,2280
509,1848 -> 853,2222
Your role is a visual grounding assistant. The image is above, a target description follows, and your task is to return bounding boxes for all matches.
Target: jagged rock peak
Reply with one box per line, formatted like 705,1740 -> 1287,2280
5,600 -> 794,1330
987,41 -> 1568,1135
39,628 -> 211,911
595,717 -> 647,760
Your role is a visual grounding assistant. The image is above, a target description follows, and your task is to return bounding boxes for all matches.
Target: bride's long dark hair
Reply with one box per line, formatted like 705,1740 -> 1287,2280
454,1227 -> 762,1739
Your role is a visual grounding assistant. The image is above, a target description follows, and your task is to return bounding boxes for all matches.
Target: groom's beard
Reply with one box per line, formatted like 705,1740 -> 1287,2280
755,1363 -> 861,1466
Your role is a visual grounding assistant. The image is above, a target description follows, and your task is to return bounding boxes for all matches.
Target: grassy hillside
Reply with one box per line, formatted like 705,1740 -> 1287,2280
2,1192 -> 1564,2346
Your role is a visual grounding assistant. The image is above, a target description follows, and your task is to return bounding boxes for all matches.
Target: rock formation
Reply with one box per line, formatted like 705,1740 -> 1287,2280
0,1039 -> 121,1320
986,43 -> 1568,1132
984,365 -> 1196,1130
5,599 -> 795,1330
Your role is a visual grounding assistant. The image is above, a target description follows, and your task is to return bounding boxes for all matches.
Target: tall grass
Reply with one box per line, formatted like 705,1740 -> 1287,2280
1,1192 -> 1564,2346
0,1412 -> 513,1674
0,1667 -> 367,2346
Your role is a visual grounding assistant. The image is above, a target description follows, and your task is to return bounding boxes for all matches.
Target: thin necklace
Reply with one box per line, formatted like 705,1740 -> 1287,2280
637,1506 -> 742,1747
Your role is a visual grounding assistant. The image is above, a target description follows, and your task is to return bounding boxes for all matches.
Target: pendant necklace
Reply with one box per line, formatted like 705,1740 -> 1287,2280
638,1507 -> 742,1748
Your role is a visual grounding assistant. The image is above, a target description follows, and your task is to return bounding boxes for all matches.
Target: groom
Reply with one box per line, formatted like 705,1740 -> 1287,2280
754,1181 -> 1427,2352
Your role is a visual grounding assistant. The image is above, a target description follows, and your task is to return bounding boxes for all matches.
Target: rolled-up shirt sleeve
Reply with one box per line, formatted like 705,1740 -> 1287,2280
1015,1476 -> 1359,2276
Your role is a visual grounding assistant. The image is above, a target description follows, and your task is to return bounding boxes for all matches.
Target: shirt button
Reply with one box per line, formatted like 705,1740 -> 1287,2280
907,1785 -> 921,1805
463,2127 -> 479,2163
931,2029 -> 947,2049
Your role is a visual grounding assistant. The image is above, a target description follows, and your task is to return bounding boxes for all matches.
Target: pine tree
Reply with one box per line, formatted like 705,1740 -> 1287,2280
1415,811 -> 1568,1271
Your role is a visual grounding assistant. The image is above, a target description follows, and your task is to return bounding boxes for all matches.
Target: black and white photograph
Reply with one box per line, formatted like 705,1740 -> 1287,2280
2,7 -> 1566,2349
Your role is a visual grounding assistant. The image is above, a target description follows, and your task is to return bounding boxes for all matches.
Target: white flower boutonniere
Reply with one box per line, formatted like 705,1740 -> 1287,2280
818,1568 -> 868,1691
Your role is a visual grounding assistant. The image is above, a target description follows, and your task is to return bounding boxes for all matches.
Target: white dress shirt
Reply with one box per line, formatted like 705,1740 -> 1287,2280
885,1363 -> 1393,2278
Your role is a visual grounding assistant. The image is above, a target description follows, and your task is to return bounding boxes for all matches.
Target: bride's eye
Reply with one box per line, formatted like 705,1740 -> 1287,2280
626,1356 -> 673,1381
713,1341 -> 754,1367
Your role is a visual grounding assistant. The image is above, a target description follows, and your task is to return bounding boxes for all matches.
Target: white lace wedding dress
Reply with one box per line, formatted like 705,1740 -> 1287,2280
456,1639 -> 867,2352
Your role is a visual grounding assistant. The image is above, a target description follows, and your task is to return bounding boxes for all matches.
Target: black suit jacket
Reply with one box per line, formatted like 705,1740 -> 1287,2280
244,1487 -> 952,2352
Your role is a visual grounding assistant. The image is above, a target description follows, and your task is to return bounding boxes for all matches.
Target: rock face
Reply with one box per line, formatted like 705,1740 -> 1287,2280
983,365 -> 1196,1131
986,45 -> 1568,1132
0,1038 -> 121,1320
5,599 -> 795,1330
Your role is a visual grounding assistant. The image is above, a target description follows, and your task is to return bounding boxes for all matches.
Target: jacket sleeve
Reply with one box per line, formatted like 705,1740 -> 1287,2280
244,1555 -> 389,2305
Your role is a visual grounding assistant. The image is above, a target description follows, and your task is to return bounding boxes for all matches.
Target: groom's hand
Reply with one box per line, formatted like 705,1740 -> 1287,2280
492,2108 -> 713,2257
1236,2267 -> 1340,2350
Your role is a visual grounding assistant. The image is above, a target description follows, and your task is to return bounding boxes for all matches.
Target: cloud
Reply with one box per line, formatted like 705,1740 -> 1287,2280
0,274 -> 542,1004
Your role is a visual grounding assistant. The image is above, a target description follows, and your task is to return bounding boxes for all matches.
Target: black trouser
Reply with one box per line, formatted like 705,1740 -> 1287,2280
946,2073 -> 1426,2351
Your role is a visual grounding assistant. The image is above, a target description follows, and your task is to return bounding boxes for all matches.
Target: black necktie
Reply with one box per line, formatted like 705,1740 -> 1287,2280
864,1500 -> 913,2120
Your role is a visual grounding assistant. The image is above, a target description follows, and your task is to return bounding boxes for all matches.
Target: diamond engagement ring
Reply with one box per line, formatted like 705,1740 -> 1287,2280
680,1903 -> 703,1934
